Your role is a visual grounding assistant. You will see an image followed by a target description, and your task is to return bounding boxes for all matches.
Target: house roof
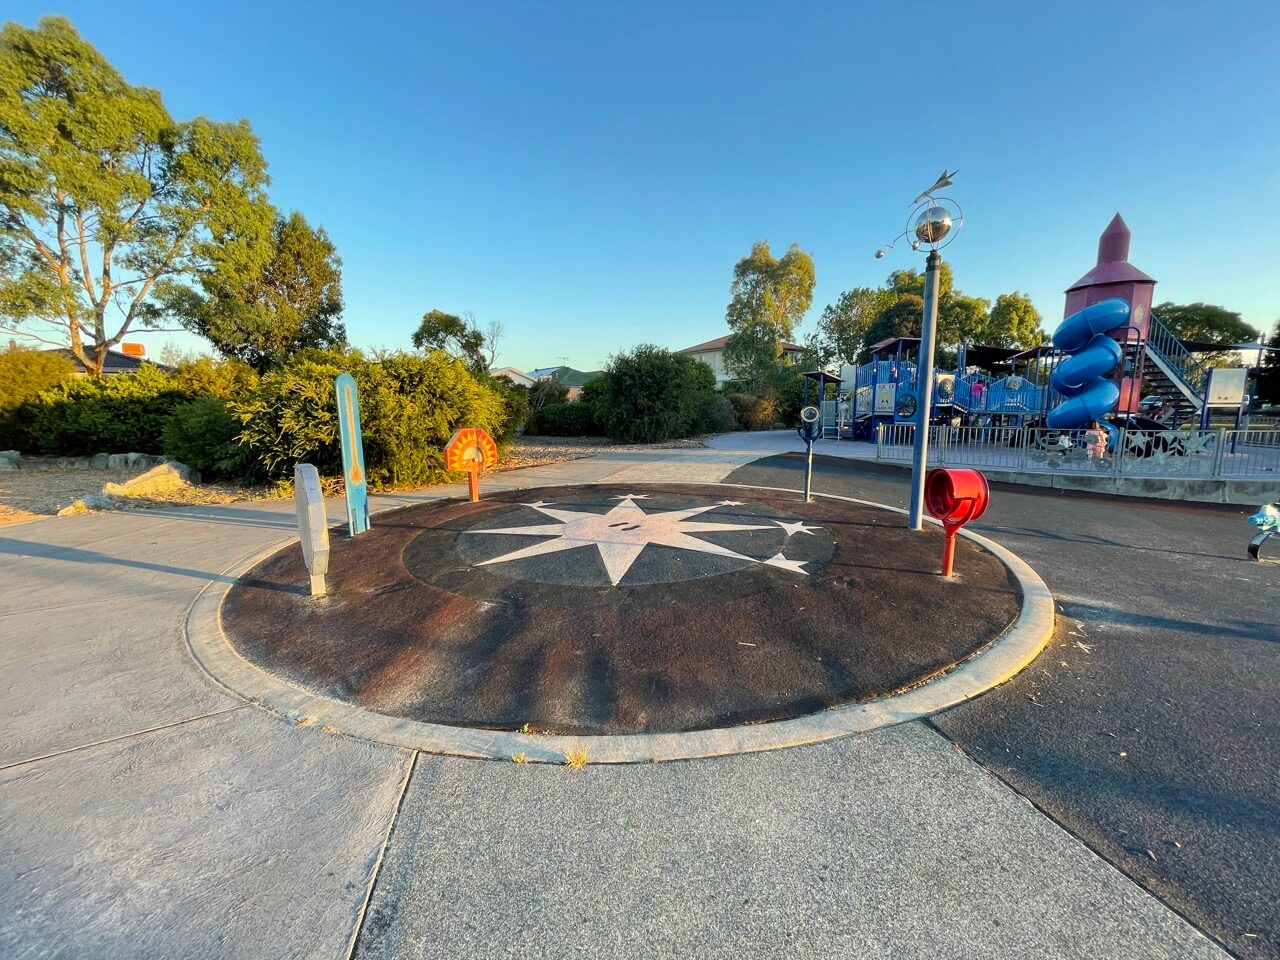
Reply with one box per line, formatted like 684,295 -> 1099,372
43,347 -> 172,375
529,365 -> 604,387
679,334 -> 804,354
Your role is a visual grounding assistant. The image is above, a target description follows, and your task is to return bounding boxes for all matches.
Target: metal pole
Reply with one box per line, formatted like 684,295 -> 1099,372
908,250 -> 942,530
804,438 -> 814,502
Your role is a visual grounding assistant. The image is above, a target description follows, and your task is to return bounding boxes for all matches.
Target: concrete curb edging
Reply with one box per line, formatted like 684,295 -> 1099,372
184,482 -> 1055,765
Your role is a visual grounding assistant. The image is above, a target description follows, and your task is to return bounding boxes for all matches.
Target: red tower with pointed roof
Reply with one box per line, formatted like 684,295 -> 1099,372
1063,214 -> 1157,414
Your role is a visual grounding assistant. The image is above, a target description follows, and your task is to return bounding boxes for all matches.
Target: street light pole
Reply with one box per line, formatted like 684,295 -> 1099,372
874,172 -> 962,532
908,249 -> 942,530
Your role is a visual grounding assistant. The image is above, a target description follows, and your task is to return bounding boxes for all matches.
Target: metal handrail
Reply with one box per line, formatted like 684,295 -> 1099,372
1146,313 -> 1209,398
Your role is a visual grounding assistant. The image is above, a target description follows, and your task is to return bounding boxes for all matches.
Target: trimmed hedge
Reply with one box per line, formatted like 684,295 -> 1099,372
13,364 -> 186,454
162,398 -> 250,479
0,348 -> 75,413
528,401 -> 600,437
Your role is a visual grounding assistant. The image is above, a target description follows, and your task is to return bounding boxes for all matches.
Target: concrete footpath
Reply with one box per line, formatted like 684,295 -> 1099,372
0,447 -> 1233,959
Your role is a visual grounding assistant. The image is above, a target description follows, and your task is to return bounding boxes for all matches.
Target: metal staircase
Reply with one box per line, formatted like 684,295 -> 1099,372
1137,314 -> 1209,419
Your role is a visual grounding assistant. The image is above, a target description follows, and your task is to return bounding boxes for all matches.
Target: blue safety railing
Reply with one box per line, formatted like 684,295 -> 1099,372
1146,313 -> 1209,401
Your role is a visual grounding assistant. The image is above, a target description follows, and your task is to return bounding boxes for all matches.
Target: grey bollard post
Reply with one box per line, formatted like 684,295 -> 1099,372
294,463 -> 330,597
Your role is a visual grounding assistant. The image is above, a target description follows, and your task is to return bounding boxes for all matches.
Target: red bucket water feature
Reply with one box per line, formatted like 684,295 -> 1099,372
924,468 -> 990,577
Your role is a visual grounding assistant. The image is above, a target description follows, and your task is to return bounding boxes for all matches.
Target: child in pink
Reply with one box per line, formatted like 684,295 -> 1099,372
1083,421 -> 1109,460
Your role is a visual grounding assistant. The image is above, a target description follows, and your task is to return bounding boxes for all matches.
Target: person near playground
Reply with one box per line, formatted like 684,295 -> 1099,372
1084,420 -> 1109,460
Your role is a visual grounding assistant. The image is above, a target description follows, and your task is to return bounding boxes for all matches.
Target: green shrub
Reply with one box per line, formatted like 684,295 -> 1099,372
162,399 -> 251,479
698,393 -> 737,434
0,348 -> 76,413
726,392 -> 779,430
764,369 -> 807,425
232,347 -> 510,488
528,378 -> 569,411
592,344 -> 723,443
169,357 -> 259,400
18,364 -> 185,454
528,401 -> 601,437
485,375 -> 529,445
0,356 -> 262,455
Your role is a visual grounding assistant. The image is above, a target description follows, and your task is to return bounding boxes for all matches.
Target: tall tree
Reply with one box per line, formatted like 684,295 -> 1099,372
939,294 -> 991,345
412,309 -> 488,374
861,295 -> 925,359
0,17 -> 273,374
722,241 -> 815,387
156,212 -> 344,372
815,286 -> 895,366
886,262 -> 955,301
985,292 -> 1045,349
1257,321 -> 1280,406
1154,302 -> 1256,346
1153,301 -> 1259,367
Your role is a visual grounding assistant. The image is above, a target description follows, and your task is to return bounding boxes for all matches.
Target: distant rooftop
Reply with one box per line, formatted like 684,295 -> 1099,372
679,334 -> 803,354
529,365 -> 604,387
42,347 -> 172,375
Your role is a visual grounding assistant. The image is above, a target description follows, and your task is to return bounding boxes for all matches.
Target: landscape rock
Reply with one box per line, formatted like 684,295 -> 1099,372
89,453 -> 111,469
107,454 -> 130,470
102,461 -> 200,498
55,493 -> 112,516
0,451 -> 18,471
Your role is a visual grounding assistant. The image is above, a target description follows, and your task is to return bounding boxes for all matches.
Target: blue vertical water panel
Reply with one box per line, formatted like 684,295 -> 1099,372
335,372 -> 370,535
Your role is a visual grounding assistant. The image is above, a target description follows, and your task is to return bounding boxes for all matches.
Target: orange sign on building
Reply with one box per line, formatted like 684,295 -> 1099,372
444,427 -> 498,502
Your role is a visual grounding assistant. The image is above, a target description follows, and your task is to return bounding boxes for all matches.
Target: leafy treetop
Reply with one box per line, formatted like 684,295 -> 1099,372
0,16 -> 274,374
722,241 -> 815,388
155,211 -> 345,372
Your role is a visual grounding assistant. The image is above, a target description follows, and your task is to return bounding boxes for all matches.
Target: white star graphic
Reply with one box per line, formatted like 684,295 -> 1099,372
468,495 -> 811,585
773,520 -> 821,537
718,500 -> 745,506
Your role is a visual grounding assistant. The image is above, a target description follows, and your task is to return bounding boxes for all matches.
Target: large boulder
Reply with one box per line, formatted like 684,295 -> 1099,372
0,450 -> 18,471
102,461 -> 200,497
88,452 -> 111,469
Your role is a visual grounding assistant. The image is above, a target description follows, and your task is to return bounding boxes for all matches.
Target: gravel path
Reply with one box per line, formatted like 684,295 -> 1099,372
0,436 -> 710,525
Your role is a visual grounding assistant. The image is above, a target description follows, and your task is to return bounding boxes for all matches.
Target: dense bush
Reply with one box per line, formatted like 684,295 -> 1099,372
765,369 -> 807,425
162,399 -> 250,479
4,357 -> 265,455
592,344 -> 724,443
14,364 -> 187,454
232,347 -> 509,487
527,401 -> 601,437
169,357 -> 259,400
485,375 -> 529,444
699,393 -> 737,434
528,378 -> 569,412
726,391 -> 779,430
0,348 -> 76,413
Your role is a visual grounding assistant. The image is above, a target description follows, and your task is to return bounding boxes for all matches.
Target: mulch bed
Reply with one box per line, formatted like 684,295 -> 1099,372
222,483 -> 1021,735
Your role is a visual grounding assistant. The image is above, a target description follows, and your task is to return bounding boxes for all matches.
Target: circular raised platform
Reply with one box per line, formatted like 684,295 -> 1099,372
197,483 -> 1051,761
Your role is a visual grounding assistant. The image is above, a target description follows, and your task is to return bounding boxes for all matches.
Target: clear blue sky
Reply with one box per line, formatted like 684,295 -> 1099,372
10,1 -> 1279,369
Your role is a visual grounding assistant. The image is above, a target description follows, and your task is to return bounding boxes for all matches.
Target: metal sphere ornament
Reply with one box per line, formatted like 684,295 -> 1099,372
914,205 -> 952,243
907,196 -> 963,251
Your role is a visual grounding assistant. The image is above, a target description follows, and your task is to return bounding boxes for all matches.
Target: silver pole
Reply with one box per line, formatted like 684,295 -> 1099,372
908,250 -> 942,530
804,438 -> 814,502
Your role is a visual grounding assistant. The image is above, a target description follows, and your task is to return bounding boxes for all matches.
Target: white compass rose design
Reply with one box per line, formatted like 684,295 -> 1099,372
464,494 -> 816,586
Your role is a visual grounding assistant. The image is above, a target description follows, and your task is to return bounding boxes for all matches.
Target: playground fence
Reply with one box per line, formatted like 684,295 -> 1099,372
874,424 -> 1280,481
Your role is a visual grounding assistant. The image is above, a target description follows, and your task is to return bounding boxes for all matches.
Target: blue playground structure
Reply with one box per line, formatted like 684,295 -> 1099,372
808,215 -> 1268,444
1046,299 -> 1126,428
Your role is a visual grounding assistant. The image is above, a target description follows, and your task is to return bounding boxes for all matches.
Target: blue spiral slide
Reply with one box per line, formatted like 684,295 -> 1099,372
1045,298 -> 1129,429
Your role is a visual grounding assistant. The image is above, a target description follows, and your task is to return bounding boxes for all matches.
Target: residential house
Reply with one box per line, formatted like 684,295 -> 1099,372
678,335 -> 804,385
527,365 -> 605,401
